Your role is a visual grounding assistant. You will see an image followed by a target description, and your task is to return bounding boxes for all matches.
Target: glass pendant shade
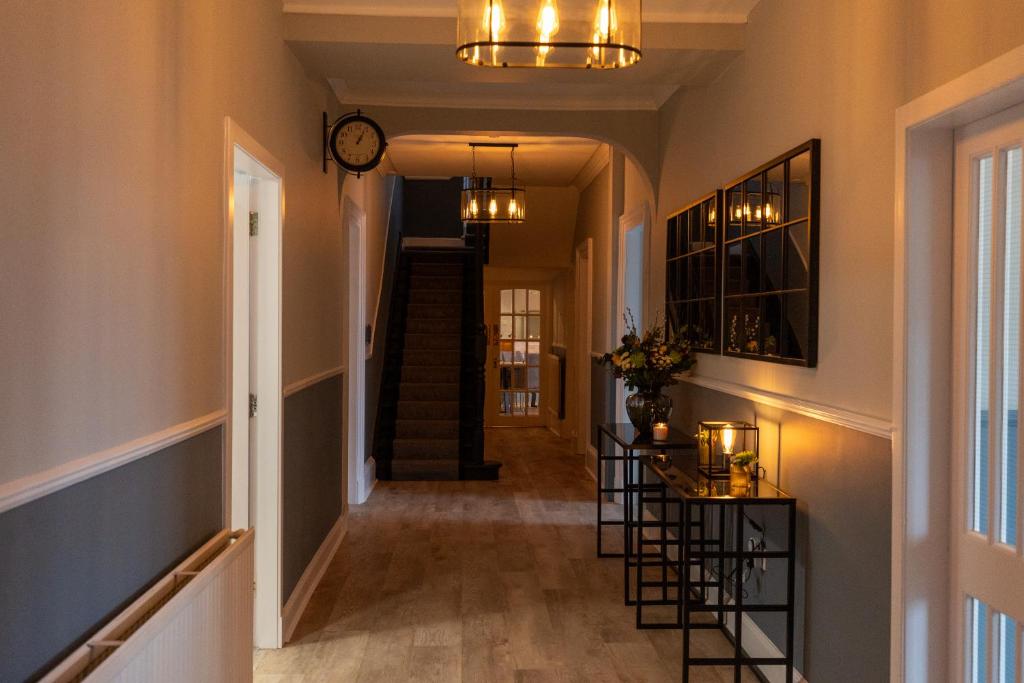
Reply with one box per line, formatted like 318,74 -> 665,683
456,0 -> 642,69
462,178 -> 527,223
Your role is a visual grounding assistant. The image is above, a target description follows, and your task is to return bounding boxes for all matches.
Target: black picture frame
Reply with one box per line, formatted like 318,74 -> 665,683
665,190 -> 723,354
721,139 -> 820,367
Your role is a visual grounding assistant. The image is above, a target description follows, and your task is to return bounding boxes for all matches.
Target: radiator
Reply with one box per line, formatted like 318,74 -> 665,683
42,529 -> 254,683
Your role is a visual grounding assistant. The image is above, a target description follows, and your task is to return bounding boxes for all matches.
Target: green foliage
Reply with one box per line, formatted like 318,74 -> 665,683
599,310 -> 696,392
731,450 -> 758,468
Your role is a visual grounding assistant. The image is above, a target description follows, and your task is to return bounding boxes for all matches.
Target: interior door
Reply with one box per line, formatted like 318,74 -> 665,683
485,284 -> 544,427
953,103 -> 1024,683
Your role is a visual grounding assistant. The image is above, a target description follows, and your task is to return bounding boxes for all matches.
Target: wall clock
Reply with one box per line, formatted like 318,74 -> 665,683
322,110 -> 387,177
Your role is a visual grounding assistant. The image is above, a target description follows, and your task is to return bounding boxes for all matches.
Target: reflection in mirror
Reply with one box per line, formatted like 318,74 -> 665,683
783,293 -> 810,359
728,187 -> 743,240
785,221 -> 809,290
743,237 -> 762,293
764,229 -> 783,291
763,295 -> 782,356
788,151 -> 812,221
726,242 -> 742,294
744,176 -> 763,234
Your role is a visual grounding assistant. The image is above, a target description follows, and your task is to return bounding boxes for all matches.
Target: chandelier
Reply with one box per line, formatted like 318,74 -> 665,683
456,0 -> 642,69
461,143 -> 526,224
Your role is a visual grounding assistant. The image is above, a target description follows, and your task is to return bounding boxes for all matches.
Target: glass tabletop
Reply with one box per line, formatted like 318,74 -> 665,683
598,423 -> 697,449
640,454 -> 795,502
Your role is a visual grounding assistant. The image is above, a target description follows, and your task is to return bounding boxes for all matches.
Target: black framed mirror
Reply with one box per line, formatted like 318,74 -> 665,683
721,139 -> 820,366
665,190 -> 722,353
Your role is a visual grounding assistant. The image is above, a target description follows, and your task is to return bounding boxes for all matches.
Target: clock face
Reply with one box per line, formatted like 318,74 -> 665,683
328,115 -> 386,174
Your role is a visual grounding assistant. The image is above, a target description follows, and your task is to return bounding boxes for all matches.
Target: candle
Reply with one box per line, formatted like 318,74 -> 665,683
652,422 -> 669,441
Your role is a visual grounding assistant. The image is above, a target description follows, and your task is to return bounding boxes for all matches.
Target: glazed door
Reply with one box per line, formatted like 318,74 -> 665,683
485,285 -> 544,427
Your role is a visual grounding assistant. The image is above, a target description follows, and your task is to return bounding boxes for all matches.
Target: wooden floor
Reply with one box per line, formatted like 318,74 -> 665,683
254,428 -> 757,682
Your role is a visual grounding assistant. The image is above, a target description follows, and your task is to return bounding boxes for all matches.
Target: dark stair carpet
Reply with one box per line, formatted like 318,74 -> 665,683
391,253 -> 465,480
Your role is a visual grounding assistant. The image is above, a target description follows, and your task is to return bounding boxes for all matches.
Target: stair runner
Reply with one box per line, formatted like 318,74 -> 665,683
391,253 -> 464,480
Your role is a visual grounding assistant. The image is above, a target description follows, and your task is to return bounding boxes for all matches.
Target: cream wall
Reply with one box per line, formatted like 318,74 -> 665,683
0,0 -> 344,485
489,186 -> 580,270
655,0 -> 904,421
905,0 -> 1024,101
572,163 -> 615,353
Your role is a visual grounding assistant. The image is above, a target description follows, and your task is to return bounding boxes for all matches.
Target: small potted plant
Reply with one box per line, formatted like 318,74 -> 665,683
729,450 -> 757,497
600,311 -> 695,435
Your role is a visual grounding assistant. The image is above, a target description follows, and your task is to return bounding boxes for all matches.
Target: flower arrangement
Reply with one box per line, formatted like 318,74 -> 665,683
600,312 -> 695,393
730,450 -> 758,469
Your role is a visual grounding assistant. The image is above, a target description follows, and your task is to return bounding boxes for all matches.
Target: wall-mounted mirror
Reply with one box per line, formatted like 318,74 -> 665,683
721,140 -> 820,366
666,190 -> 722,353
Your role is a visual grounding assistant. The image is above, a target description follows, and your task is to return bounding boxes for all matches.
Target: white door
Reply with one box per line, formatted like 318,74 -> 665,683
953,103 -> 1024,683
617,217 -> 646,421
485,284 -> 545,427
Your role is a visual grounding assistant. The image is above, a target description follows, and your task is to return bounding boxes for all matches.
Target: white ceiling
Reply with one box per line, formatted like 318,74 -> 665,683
284,0 -> 761,23
385,134 -> 602,186
284,2 -> 754,111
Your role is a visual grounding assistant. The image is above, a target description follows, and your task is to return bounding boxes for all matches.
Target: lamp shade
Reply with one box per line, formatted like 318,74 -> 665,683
456,0 -> 642,69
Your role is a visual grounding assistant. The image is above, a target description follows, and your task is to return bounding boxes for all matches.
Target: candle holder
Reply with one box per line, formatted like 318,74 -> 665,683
697,421 -> 759,482
652,422 -> 669,441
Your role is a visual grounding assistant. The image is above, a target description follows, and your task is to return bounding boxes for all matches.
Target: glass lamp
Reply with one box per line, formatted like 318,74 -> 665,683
697,421 -> 759,481
461,143 -> 526,224
456,0 -> 642,69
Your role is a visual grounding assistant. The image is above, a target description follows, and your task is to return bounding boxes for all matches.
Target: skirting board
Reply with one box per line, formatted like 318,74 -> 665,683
351,456 -> 377,505
639,510 -> 806,682
0,410 -> 226,515
585,445 -> 597,482
282,515 -> 348,643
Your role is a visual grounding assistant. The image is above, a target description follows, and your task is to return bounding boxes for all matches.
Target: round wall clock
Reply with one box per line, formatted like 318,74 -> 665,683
326,111 -> 387,176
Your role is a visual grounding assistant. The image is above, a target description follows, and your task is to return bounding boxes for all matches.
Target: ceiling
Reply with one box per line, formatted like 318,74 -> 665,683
384,134 -> 603,186
284,1 -> 755,111
284,0 -> 761,23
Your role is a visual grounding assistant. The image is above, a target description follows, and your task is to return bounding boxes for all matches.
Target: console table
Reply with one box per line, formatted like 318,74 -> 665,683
595,423 -> 696,606
639,453 -> 798,683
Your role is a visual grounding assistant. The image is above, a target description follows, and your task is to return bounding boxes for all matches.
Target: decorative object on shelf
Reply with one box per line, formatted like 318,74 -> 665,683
697,421 -> 758,481
666,190 -> 723,353
652,422 -> 669,441
600,312 -> 695,435
728,449 -> 758,497
322,110 -> 387,176
723,139 -> 820,366
461,143 -> 526,223
652,451 -> 671,468
456,0 -> 641,69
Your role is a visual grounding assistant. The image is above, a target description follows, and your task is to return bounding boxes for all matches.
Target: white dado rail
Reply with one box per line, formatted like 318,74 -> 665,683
0,410 -> 227,515
682,374 -> 893,440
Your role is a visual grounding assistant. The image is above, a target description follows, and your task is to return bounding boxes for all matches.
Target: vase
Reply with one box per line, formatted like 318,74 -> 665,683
729,464 -> 752,497
625,390 -> 673,436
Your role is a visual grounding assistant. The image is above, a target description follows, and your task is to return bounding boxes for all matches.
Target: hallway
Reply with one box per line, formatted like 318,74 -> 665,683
254,428 -> 752,682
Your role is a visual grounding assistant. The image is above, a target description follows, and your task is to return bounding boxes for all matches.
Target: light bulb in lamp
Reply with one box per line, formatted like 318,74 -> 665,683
721,426 -> 735,455
508,196 -> 519,217
488,197 -> 498,216
483,0 -> 505,64
535,0 -> 559,65
594,0 -> 617,41
470,197 -> 479,217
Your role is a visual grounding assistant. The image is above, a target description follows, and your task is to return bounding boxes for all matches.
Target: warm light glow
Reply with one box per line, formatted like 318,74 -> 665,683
708,207 -> 717,224
508,196 -> 519,216
470,197 -> 479,216
535,0 -> 559,65
489,197 -> 499,216
483,0 -> 506,64
594,0 -> 617,41
721,426 -> 736,455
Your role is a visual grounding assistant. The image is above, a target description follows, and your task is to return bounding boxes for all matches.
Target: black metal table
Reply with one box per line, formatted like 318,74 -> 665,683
640,454 -> 798,683
595,423 -> 696,607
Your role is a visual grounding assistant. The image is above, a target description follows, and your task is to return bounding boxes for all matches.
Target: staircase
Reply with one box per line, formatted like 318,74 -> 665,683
391,253 -> 464,480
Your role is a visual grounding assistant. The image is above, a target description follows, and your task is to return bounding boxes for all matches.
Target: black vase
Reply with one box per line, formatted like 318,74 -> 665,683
625,390 -> 673,435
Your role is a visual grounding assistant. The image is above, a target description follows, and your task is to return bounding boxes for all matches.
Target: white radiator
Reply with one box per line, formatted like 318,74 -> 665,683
42,529 -> 254,683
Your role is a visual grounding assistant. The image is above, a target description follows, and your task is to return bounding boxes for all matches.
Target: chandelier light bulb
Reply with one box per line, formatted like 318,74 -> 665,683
489,197 -> 499,216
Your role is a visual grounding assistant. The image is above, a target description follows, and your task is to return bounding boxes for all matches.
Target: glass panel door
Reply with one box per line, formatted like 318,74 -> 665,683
485,285 -> 544,426
954,108 -> 1024,682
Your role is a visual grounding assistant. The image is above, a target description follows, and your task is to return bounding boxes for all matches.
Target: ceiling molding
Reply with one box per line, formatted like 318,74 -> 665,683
330,80 -> 675,112
572,145 -> 610,191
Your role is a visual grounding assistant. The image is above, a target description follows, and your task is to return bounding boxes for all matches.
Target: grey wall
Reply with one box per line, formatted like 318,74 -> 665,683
283,375 -> 344,605
402,178 -> 464,238
665,381 -> 891,681
0,427 -> 223,683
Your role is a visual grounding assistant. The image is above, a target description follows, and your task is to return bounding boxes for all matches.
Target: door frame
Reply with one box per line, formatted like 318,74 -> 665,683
343,196 -> 374,505
893,45 -> 1024,682
223,117 -> 284,649
614,202 -> 651,423
575,238 -> 594,463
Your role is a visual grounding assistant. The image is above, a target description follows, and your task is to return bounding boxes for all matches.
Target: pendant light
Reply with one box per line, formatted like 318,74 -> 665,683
462,143 -> 526,224
456,0 -> 642,69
